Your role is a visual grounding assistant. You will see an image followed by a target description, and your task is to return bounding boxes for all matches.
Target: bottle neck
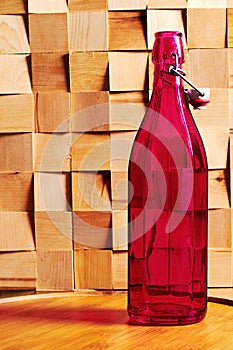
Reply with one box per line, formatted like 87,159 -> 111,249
153,62 -> 184,90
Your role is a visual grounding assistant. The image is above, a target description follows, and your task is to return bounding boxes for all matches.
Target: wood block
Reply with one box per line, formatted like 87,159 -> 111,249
108,0 -> 147,10
0,133 -> 32,172
109,52 -> 148,91
200,129 -> 229,169
188,49 -> 229,88
208,250 -> 232,287
208,170 -> 230,209
208,209 -> 231,249
68,0 -> 107,11
74,249 -> 112,289
35,93 -> 70,133
148,0 -> 187,8
0,172 -> 33,211
111,172 -> 128,210
112,210 -> 128,251
0,212 -> 35,251
108,11 -> 147,51
147,10 -> 187,50
69,11 -> 107,52
34,172 -> 71,212
35,212 -> 72,251
72,132 -> 110,171
70,52 -> 109,92
192,89 -> 229,129
110,131 -> 136,172
229,48 -> 233,88
0,15 -> 30,53
0,94 -> 33,133
188,0 -> 227,8
34,133 -> 71,172
112,251 -> 127,289
230,89 -> 233,128
109,92 -> 148,131
71,92 -> 109,132
0,251 -> 36,290
228,9 -> 233,47
0,0 -> 27,14
72,171 -> 111,211
28,0 -> 68,13
73,211 -> 112,249
37,250 -> 73,290
229,0 -> 233,8
0,54 -> 31,93
29,14 -> 68,53
188,9 -> 226,48
35,212 -> 72,250
31,53 -> 69,92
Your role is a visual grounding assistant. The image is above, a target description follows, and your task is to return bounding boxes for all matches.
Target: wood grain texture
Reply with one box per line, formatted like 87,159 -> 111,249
35,212 -> 72,250
0,212 -> 35,251
109,91 -> 148,131
31,53 -> 69,92
109,52 -> 148,91
72,132 -> 111,171
0,133 -> 32,171
0,173 -> 33,211
34,172 -> 71,212
68,0 -> 107,11
111,172 -> 128,210
228,9 -> 233,47
0,0 -> 27,14
71,92 -> 109,132
0,294 -> 233,349
0,251 -> 36,289
29,13 -> 68,53
0,94 -> 33,133
113,251 -> 127,289
108,11 -> 147,51
70,52 -> 109,92
72,171 -> 111,211
34,93 -> 70,133
200,128 -> 229,169
188,0 -> 227,7
108,0 -> 147,10
34,133 -> 71,172
69,11 -> 107,52
74,249 -> 112,289
229,48 -> 233,88
192,88 -> 229,129
28,0 -> 68,13
208,250 -> 233,287
229,0 -> 233,8
188,49 -> 229,88
188,9 -> 226,48
110,131 -> 136,172
208,170 -> 230,209
0,15 -> 30,53
148,0 -> 187,8
112,210 -> 128,251
73,211 -> 112,249
37,250 -> 73,290
147,10 -> 187,50
0,54 -> 31,93
208,209 -> 231,249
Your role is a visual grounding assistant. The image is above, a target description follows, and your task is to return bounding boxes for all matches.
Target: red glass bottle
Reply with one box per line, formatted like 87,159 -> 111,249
128,31 -> 208,325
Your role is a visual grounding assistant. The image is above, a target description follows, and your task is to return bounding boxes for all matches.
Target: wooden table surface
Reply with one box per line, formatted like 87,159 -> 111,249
0,292 -> 233,350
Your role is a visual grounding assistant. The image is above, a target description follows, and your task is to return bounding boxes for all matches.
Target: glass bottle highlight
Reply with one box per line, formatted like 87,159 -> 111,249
128,31 -> 208,326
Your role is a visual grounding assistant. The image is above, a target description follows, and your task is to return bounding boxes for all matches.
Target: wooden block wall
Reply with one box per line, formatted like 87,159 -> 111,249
0,1 -> 232,293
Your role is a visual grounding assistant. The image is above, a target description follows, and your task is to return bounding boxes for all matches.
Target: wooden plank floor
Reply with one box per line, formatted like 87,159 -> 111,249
0,293 -> 233,349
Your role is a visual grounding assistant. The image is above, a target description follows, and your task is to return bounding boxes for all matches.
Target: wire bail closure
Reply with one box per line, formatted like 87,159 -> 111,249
168,53 -> 205,97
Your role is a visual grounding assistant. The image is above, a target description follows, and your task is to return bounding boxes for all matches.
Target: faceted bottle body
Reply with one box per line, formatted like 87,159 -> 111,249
128,32 -> 208,326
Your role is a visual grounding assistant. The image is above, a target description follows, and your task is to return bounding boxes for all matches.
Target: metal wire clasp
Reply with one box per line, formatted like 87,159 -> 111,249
168,53 -> 205,97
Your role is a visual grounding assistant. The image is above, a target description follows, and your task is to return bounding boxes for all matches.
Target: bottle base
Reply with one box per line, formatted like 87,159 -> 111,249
128,303 -> 207,326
